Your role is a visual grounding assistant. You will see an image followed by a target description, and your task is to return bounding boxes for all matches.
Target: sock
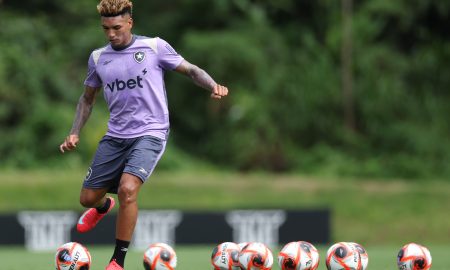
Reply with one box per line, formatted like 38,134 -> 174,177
110,239 -> 130,267
95,197 -> 111,214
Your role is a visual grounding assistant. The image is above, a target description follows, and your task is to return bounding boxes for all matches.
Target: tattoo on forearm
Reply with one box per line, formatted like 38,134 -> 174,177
70,94 -> 95,135
187,65 -> 216,91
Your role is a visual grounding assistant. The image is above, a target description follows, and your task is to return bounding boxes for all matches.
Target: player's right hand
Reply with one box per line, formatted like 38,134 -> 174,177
59,134 -> 79,153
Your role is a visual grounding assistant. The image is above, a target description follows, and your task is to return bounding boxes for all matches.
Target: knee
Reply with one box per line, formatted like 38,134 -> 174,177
118,182 -> 139,205
80,190 -> 105,208
79,192 -> 100,208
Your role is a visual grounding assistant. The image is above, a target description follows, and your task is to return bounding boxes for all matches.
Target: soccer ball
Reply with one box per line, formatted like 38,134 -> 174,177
143,243 -> 177,270
238,242 -> 250,251
349,242 -> 369,270
278,241 -> 320,270
397,243 -> 432,270
326,242 -> 362,270
211,242 -> 241,270
238,242 -> 274,270
55,242 -> 91,270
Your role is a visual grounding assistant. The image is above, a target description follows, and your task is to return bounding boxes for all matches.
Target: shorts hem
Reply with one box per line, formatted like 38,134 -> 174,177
122,170 -> 147,183
82,182 -> 111,190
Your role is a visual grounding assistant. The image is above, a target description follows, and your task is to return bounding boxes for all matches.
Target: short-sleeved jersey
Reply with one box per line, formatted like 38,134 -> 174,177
84,35 -> 184,140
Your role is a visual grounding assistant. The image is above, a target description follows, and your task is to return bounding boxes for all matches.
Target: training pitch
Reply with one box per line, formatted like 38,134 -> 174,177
1,244 -> 449,269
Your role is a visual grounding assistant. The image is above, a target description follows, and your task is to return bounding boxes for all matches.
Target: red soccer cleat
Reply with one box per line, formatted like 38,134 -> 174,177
77,197 -> 115,233
105,259 -> 124,270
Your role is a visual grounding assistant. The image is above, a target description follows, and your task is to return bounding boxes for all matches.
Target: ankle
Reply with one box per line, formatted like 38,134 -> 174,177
96,197 -> 111,214
110,239 -> 130,267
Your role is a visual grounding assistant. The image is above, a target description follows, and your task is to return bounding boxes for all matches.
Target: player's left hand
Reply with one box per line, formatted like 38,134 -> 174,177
211,84 -> 228,99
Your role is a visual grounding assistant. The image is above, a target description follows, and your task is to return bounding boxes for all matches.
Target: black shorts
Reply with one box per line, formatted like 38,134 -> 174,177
83,135 -> 166,194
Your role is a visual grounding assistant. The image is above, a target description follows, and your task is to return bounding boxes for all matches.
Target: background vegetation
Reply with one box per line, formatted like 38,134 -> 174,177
0,0 -> 449,179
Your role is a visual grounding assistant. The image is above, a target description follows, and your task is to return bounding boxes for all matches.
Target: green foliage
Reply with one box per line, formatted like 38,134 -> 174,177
0,0 -> 449,179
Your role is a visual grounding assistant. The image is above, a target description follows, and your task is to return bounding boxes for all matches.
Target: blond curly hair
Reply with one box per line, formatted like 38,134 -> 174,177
97,0 -> 133,17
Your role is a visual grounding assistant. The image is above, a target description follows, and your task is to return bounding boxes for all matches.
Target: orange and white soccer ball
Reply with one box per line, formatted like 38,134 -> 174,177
326,242 -> 362,270
349,242 -> 369,270
278,241 -> 319,270
397,243 -> 432,270
143,243 -> 177,270
211,242 -> 241,270
55,242 -> 91,270
238,242 -> 250,251
238,242 -> 274,270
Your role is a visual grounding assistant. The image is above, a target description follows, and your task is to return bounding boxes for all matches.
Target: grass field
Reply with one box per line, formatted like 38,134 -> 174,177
0,169 -> 449,245
1,244 -> 449,269
0,169 -> 449,268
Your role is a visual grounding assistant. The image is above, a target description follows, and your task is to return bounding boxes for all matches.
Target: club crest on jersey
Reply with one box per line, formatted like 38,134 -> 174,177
134,51 -> 145,63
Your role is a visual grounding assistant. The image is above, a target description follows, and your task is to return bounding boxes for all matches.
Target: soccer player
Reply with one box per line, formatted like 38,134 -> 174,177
59,0 -> 228,269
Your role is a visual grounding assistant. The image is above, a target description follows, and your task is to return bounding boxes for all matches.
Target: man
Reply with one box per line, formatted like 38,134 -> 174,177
59,0 -> 228,269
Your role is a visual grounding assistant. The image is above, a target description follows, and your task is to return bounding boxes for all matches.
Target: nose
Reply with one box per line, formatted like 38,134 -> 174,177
105,29 -> 115,40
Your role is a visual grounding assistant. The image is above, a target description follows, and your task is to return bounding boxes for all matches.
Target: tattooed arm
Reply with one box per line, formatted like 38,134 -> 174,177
59,86 -> 101,153
174,60 -> 228,99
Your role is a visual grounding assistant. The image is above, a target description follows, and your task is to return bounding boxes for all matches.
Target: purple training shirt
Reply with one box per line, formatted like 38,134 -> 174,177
84,35 -> 184,140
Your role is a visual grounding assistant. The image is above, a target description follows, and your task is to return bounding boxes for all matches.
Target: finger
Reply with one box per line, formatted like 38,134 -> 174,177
210,93 -> 222,99
217,85 -> 228,96
211,84 -> 228,98
59,144 -> 65,153
67,137 -> 78,148
68,141 -> 77,148
211,84 -> 219,97
221,86 -> 228,96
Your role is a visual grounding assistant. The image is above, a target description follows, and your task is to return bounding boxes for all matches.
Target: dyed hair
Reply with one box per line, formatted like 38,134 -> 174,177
97,0 -> 133,17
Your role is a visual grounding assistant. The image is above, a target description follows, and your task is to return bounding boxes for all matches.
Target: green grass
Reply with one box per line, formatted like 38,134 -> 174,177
0,169 -> 449,244
0,244 -> 449,270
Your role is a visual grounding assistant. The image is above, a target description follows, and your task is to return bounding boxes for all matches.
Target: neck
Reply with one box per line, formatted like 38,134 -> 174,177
112,34 -> 134,50
124,33 -> 133,46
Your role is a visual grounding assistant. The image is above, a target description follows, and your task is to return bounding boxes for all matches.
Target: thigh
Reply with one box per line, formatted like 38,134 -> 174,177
123,135 -> 166,182
83,136 -> 129,193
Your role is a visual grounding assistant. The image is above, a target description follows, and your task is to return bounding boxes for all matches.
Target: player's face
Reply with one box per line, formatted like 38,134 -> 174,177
101,14 -> 133,49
